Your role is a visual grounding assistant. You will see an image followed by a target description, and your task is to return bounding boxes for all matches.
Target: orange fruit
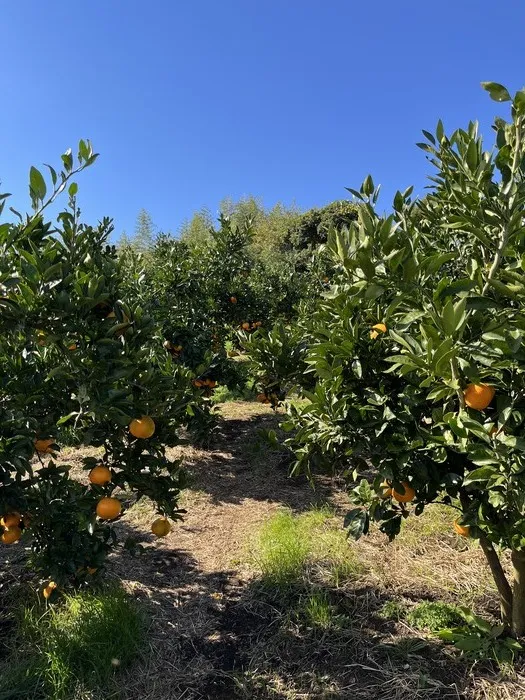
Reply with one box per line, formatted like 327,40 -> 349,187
43,581 -> 57,599
89,464 -> 112,485
96,497 -> 122,520
1,527 -> 22,544
464,384 -> 495,411
379,482 -> 392,499
370,323 -> 387,339
372,323 -> 387,333
230,296 -> 237,304
454,520 -> 470,537
193,379 -> 204,388
0,512 -> 21,528
392,482 -> 415,503
173,345 -> 182,352
242,322 -> 250,330
151,517 -> 171,537
68,343 -> 77,351
163,340 -> 173,350
206,379 -> 217,388
36,330 -> 47,346
129,416 -> 155,439
34,438 -> 55,454
256,393 -> 270,404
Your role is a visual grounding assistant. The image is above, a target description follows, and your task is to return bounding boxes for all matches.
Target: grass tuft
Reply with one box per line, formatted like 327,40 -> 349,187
254,507 -> 363,591
256,511 -> 310,587
0,585 -> 144,700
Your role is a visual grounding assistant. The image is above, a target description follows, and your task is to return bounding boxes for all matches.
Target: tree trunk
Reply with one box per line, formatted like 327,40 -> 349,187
511,550 -> 525,637
479,534 -> 513,631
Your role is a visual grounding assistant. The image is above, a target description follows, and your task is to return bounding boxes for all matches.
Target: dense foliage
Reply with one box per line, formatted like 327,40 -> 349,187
276,82 -> 525,635
0,144 -> 196,585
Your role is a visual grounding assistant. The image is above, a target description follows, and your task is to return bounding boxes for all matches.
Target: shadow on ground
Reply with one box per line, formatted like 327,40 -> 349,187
177,406 -> 346,513
109,519 -> 477,700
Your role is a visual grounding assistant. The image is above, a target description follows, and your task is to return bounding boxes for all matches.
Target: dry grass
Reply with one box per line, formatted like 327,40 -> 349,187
4,401 -> 525,699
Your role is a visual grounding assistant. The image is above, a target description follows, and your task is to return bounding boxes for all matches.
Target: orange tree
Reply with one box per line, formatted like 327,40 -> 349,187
239,321 -> 313,408
0,143 -> 194,586
132,213 -> 328,387
283,83 -> 525,636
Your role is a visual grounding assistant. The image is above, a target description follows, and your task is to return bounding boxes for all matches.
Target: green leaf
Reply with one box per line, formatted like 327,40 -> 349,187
463,466 -> 496,485
441,299 -> 457,336
481,82 -> 511,103
513,89 -> 525,115
343,508 -> 369,540
362,175 -> 374,196
29,166 -> 47,202
68,182 -> 78,197
364,283 -> 385,300
61,148 -> 73,172
56,412 -> 78,426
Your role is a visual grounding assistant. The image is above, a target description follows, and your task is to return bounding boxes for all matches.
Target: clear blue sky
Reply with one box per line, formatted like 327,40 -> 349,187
2,1 -> 525,239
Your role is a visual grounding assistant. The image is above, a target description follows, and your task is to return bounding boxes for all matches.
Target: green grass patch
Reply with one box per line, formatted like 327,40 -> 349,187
406,601 -> 463,632
256,511 -> 310,587
379,599 -> 463,632
397,504 -> 455,544
253,507 -> 363,590
0,585 -> 144,700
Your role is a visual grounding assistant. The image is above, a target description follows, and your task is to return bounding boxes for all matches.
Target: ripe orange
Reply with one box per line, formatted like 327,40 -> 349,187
230,296 -> 237,304
89,464 -> 112,485
1,512 -> 21,528
392,482 -> 415,503
256,393 -> 270,404
34,438 -> 55,454
370,323 -> 387,340
68,343 -> 77,351
206,379 -> 217,388
96,497 -> 122,520
242,322 -> 250,330
43,581 -> 57,599
193,379 -> 204,388
379,482 -> 392,499
454,520 -> 471,537
464,384 -> 495,411
129,416 -> 155,439
1,527 -> 22,544
151,517 -> 171,537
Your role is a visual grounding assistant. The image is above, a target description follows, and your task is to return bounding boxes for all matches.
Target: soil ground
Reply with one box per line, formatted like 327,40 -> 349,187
3,401 -> 525,699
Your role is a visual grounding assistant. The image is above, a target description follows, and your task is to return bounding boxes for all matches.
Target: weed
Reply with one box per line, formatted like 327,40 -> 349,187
407,601 -> 463,632
379,600 -> 408,622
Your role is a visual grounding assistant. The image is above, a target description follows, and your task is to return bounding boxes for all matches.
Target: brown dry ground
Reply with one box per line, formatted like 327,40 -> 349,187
3,401 -> 525,699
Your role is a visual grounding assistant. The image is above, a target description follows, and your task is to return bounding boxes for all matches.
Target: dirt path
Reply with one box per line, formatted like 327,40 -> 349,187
112,402 -> 345,700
